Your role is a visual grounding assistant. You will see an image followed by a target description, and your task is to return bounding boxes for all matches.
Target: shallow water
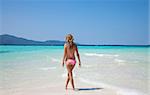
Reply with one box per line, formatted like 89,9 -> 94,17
0,45 -> 149,95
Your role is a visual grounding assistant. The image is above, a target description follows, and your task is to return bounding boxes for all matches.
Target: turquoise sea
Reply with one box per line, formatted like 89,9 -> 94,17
0,46 -> 149,95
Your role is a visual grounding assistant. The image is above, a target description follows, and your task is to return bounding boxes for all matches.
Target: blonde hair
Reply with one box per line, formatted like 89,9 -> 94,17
65,34 -> 74,43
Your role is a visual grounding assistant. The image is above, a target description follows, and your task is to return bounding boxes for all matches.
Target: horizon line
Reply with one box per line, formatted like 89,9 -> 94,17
0,34 -> 149,46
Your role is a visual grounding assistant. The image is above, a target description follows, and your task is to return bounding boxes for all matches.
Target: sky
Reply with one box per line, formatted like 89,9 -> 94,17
0,0 -> 149,45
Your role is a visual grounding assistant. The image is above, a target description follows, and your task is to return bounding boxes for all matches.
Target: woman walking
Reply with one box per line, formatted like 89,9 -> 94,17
62,34 -> 81,90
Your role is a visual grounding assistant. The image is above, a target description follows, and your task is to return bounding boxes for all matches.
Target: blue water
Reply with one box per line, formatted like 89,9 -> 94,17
0,45 -> 149,95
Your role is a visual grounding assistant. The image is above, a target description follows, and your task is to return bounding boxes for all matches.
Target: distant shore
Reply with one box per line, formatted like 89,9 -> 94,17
0,34 -> 149,46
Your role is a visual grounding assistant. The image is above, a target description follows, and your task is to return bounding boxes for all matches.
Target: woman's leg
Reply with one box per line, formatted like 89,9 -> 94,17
69,71 -> 75,90
66,64 -> 75,90
66,64 -> 72,89
71,65 -> 75,90
68,65 -> 75,90
65,73 -> 69,89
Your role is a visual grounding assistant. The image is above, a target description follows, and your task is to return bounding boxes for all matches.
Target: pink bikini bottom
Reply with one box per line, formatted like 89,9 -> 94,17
66,59 -> 76,65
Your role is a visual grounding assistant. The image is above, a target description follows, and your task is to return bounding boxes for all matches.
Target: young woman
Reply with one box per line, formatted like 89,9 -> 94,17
62,34 -> 81,90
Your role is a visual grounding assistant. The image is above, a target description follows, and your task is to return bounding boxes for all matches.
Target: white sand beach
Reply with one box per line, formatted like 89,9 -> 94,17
1,77 -> 121,95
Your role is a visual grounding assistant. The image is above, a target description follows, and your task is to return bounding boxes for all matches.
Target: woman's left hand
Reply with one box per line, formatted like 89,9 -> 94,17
62,62 -> 64,67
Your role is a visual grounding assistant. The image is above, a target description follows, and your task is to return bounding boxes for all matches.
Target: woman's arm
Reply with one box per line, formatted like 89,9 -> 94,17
62,44 -> 67,67
75,45 -> 81,67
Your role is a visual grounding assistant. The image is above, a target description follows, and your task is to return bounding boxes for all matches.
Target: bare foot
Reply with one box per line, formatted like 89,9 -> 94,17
73,88 -> 75,90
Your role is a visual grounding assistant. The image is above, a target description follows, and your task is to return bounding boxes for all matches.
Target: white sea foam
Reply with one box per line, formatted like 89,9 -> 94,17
114,59 -> 125,63
39,67 -> 57,71
84,53 -> 119,57
82,65 -> 92,68
114,59 -> 126,66
51,57 -> 60,63
79,77 -> 146,95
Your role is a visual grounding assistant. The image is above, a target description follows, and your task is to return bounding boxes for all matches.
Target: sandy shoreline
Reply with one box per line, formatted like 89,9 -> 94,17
1,73 -> 147,95
1,78 -> 121,95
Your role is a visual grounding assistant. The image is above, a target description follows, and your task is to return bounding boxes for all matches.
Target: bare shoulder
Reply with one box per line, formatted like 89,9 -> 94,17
64,43 -> 68,48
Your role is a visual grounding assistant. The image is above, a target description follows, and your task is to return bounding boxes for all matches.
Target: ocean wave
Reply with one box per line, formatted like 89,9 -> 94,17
79,77 -> 146,95
0,50 -> 12,54
39,67 -> 56,71
84,53 -> 119,57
